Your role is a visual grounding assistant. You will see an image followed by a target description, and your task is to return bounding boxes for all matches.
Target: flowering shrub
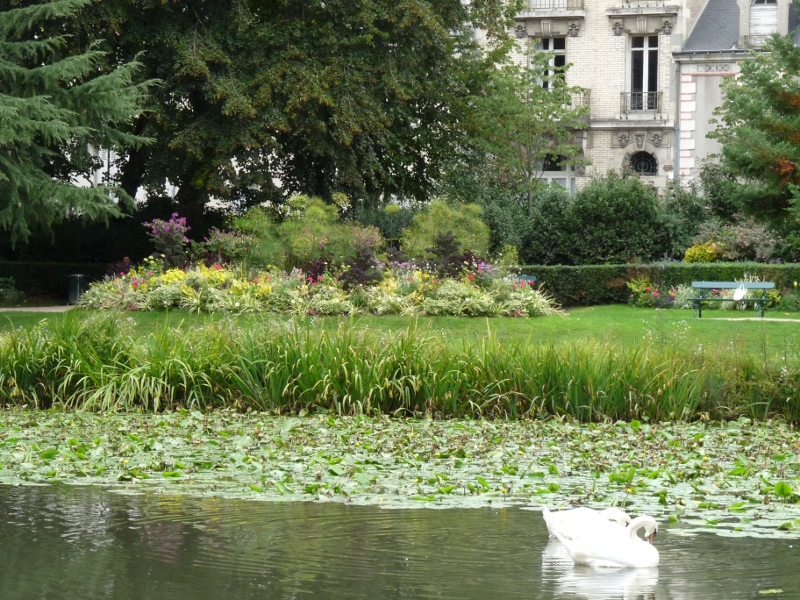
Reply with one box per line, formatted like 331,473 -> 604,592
693,216 -> 781,262
145,213 -> 191,267
628,276 -> 660,308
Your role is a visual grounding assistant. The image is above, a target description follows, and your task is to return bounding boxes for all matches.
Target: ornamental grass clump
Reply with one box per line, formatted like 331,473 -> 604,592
6,316 -> 800,421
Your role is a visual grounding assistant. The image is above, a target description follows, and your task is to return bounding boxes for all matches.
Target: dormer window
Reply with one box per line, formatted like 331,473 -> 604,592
750,0 -> 778,46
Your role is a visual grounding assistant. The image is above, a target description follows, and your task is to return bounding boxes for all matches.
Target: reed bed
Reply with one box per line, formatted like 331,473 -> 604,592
1,313 -> 799,421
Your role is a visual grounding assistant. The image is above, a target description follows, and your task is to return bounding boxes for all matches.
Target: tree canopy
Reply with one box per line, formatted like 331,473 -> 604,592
0,0 -> 151,245
467,41 -> 588,216
710,34 -> 800,222
74,0 -> 521,215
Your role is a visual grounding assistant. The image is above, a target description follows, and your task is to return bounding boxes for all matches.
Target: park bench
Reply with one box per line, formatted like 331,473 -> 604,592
690,280 -> 775,318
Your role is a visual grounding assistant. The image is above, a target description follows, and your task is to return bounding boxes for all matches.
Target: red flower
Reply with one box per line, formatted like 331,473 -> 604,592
468,274 -> 475,281
645,287 -> 651,291
213,264 -> 222,271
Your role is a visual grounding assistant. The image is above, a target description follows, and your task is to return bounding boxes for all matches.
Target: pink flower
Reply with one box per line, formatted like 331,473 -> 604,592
147,271 -> 153,276
645,287 -> 651,292
477,269 -> 483,274
468,274 -> 475,281
652,292 -> 660,297
433,279 -> 439,284
407,277 -> 414,282
214,264 -> 222,271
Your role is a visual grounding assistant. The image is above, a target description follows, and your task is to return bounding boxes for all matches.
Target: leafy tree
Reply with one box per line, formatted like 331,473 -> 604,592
709,34 -> 800,221
0,0 -> 151,245
75,0 -> 522,216
470,41 -> 589,216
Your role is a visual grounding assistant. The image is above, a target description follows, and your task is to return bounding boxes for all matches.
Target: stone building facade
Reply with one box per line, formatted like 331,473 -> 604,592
511,0 -> 799,191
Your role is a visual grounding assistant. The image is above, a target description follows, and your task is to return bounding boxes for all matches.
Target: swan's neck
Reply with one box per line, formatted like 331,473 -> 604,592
627,517 -> 655,542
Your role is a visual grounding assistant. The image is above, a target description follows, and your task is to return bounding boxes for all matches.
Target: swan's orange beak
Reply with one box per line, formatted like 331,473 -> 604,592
647,532 -> 657,544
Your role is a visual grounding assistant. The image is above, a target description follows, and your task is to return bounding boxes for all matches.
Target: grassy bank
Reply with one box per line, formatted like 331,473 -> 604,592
0,410 -> 797,537
2,311 -> 800,420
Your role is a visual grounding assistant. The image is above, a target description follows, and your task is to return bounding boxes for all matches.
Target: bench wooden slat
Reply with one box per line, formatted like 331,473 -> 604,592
691,281 -> 775,289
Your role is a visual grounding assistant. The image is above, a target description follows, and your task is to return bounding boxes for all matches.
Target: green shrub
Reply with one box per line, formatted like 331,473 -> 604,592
400,200 -> 490,260
659,178 -> 711,259
684,242 -> 721,263
351,204 -> 417,250
0,277 -> 24,302
519,184 -> 573,266
232,207 -> 286,270
569,171 -> 663,264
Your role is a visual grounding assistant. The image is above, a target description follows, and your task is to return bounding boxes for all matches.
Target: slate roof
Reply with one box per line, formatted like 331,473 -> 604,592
681,0 -> 800,52
682,0 -> 742,52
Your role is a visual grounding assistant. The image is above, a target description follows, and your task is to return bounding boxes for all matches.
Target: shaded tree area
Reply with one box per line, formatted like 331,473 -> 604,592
69,0 -> 521,220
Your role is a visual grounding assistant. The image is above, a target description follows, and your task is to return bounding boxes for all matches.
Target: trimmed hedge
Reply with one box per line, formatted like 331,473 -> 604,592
518,262 -> 800,306
0,262 -> 108,299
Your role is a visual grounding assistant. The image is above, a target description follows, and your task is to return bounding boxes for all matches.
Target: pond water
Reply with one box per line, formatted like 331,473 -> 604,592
0,486 -> 796,599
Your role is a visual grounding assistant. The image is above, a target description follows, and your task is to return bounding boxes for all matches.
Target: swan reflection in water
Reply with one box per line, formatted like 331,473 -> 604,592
542,540 -> 659,600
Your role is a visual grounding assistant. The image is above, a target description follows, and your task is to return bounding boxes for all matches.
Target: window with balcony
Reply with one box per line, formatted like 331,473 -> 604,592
630,35 -> 658,111
537,37 -> 566,88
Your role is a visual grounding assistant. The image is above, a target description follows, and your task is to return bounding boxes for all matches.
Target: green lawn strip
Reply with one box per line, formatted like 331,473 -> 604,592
1,410 -> 799,537
2,305 -> 799,359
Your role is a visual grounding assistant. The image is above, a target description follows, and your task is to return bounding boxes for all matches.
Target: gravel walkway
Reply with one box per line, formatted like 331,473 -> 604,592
0,306 -> 74,313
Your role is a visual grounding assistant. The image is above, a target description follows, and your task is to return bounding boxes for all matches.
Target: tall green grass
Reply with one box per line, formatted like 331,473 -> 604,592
2,313 -> 800,421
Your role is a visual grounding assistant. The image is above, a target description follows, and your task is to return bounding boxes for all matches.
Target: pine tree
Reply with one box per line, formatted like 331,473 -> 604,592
709,34 -> 800,222
0,0 -> 152,245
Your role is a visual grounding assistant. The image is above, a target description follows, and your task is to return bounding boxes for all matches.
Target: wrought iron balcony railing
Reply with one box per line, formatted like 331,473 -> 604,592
621,0 -> 667,7
568,89 -> 590,109
527,0 -> 583,10
620,92 -> 662,116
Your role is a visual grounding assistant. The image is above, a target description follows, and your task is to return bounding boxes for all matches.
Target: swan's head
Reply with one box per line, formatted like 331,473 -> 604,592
640,517 -> 658,544
599,507 -> 631,527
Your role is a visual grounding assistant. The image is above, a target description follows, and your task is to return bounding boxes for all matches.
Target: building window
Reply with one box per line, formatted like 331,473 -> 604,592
629,152 -> 658,175
750,0 -> 778,47
541,155 -> 576,193
630,36 -> 658,110
537,37 -> 566,88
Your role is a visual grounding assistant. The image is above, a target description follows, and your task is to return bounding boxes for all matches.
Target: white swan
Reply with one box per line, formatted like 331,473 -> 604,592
542,506 -> 631,538
553,515 -> 659,569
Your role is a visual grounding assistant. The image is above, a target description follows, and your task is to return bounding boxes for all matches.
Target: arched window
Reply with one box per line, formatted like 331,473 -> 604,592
629,152 -> 658,175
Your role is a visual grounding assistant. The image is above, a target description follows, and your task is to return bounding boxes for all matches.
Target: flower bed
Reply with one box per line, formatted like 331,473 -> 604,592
78,260 -> 562,317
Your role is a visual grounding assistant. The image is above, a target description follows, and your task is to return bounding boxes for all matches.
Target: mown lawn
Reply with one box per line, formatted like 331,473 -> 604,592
2,304 -> 800,360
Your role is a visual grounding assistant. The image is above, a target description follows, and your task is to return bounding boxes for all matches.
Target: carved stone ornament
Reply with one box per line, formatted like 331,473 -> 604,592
567,23 -> 580,37
575,165 -> 586,176
634,133 -> 645,149
612,22 -> 624,36
662,20 -> 673,35
618,133 -> 631,147
651,133 -> 663,147
515,23 -> 528,39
